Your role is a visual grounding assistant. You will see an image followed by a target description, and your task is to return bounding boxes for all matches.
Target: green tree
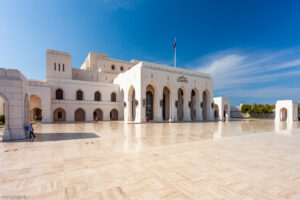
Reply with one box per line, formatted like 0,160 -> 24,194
252,103 -> 258,113
241,104 -> 252,114
257,104 -> 265,113
265,104 -> 273,113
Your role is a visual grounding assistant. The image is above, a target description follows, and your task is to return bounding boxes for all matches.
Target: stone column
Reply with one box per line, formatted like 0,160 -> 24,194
184,89 -> 191,121
172,89 -> 178,121
156,87 -> 163,122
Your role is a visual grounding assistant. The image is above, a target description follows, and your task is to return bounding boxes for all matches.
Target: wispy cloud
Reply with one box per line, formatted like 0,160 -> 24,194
188,48 -> 300,102
96,0 -> 143,10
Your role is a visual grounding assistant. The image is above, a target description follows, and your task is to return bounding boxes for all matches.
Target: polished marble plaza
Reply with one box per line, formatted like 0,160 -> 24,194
1,120 -> 300,199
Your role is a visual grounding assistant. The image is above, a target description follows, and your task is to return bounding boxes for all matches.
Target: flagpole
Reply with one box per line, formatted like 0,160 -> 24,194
174,47 -> 176,68
174,38 -> 176,68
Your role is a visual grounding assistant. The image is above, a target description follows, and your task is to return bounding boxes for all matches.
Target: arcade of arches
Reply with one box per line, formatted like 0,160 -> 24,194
125,84 -> 212,122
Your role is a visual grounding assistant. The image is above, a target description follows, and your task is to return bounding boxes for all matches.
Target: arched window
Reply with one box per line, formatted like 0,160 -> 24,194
56,89 -> 63,100
120,66 -> 124,71
94,91 -> 101,101
111,92 -> 116,102
111,65 -> 115,70
76,90 -> 83,100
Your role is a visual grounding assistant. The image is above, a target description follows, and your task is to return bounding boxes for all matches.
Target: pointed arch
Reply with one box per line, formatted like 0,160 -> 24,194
76,90 -> 84,100
280,107 -> 288,121
53,107 -> 66,122
190,88 -> 199,121
74,108 -> 85,121
110,109 -> 118,120
177,87 -> 185,121
146,83 -> 157,121
94,91 -> 101,101
93,108 -> 103,121
55,88 -> 64,100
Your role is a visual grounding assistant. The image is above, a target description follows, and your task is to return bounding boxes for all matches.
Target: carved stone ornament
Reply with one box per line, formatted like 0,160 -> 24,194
142,99 -> 145,107
177,75 -> 188,83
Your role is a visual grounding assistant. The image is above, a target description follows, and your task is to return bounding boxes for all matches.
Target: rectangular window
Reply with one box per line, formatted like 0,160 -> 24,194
59,64 -> 61,71
54,63 -> 56,71
63,64 -> 65,71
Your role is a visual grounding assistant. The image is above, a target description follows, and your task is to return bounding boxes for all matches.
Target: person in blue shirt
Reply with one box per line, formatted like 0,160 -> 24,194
28,123 -> 36,138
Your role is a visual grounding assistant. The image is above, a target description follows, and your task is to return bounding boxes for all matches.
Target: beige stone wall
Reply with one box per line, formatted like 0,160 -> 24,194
46,49 -> 72,80
0,98 -> 4,115
47,78 -> 122,122
80,51 -> 137,74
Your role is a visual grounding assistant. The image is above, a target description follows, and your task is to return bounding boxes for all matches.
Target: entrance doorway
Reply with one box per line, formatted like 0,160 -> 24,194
93,109 -> 103,121
53,108 -> 66,122
177,88 -> 184,121
190,89 -> 197,120
75,108 -> 85,121
110,109 -> 118,120
162,86 -> 171,121
146,84 -> 155,121
280,108 -> 287,121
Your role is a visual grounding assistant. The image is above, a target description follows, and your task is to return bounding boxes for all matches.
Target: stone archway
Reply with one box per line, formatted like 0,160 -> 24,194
31,108 -> 42,121
128,86 -> 136,121
162,86 -> 171,121
0,93 -> 10,140
93,108 -> 103,121
177,88 -> 184,121
30,94 -> 42,121
214,104 -> 219,120
110,109 -> 118,120
202,90 -> 210,120
224,104 -> 229,120
53,108 -> 66,122
280,108 -> 287,121
75,108 -> 85,121
146,84 -> 156,121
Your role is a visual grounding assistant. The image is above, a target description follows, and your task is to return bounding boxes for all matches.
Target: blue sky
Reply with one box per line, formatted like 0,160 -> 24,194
1,0 -> 300,105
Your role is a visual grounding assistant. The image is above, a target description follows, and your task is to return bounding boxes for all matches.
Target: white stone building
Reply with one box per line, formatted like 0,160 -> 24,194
275,100 -> 298,121
0,49 -> 230,140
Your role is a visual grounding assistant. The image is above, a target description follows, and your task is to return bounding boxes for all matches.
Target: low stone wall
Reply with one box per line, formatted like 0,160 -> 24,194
230,111 -> 274,118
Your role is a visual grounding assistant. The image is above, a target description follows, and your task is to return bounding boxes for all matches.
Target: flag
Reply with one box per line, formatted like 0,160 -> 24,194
174,39 -> 176,51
